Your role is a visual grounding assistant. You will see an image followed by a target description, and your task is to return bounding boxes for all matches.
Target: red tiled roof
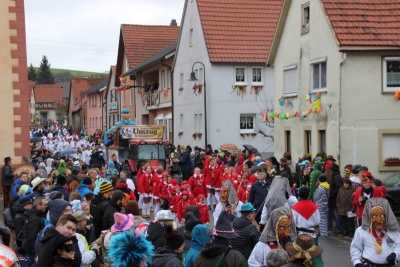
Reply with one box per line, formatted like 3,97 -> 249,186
34,84 -> 63,103
322,0 -> 400,48
121,24 -> 180,68
70,77 -> 105,103
197,0 -> 283,63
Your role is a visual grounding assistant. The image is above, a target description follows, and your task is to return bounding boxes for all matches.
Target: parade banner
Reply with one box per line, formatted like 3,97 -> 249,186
121,126 -> 164,139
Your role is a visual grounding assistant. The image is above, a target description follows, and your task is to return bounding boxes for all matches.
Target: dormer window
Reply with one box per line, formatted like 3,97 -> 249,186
302,4 -> 310,34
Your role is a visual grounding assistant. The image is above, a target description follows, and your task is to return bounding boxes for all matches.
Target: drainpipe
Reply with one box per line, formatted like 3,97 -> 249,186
338,52 -> 347,164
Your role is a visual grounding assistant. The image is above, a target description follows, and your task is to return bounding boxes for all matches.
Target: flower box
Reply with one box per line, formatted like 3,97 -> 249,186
384,160 -> 400,167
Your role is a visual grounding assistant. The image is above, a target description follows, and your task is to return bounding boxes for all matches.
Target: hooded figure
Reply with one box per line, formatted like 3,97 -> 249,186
309,161 -> 322,200
185,224 -> 211,267
248,207 -> 296,267
350,198 -> 400,267
213,180 -> 241,223
264,175 -> 291,220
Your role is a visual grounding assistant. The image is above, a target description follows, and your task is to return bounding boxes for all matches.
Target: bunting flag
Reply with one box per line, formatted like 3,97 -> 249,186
116,85 -> 134,92
258,93 -> 331,121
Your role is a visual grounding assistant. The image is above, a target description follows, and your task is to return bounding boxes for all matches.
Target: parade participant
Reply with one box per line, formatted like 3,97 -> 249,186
283,234 -> 323,267
141,165 -> 153,219
350,198 -> 400,267
203,157 -> 218,210
309,161 -> 322,201
196,194 -> 210,224
213,180 -> 241,223
313,175 -> 329,236
2,157 -> 15,208
248,206 -> 296,267
249,169 -> 270,225
188,167 -> 207,199
264,175 -> 291,220
177,191 -> 194,225
152,169 -> 162,215
231,203 -> 260,258
352,175 -> 383,226
291,187 -> 323,266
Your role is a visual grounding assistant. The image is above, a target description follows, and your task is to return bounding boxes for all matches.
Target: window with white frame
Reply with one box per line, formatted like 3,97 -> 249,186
240,114 -> 255,132
302,4 -> 310,33
311,59 -> 327,92
283,65 -> 298,95
304,130 -> 312,154
252,68 -> 262,83
318,129 -> 326,153
383,57 -> 400,92
236,68 -> 246,83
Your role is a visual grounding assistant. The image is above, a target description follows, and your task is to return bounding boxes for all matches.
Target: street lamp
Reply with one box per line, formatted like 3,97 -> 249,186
189,61 -> 207,148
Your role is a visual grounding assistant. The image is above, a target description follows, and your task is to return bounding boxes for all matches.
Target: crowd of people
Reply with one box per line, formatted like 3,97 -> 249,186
1,135 -> 400,267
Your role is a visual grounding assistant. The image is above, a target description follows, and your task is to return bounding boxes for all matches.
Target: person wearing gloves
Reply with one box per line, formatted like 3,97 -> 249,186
350,198 -> 400,267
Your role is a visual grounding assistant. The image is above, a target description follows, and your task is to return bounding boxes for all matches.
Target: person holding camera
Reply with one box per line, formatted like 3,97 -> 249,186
352,175 -> 383,227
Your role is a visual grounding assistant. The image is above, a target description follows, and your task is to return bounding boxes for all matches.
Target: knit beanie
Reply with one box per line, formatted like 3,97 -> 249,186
164,225 -> 185,250
100,182 -> 113,194
58,160 -> 66,175
298,187 -> 310,200
185,205 -> 201,220
49,199 -> 71,225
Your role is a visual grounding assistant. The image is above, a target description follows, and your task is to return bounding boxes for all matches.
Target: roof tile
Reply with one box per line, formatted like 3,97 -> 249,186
322,0 -> 400,47
197,0 -> 283,63
34,84 -> 64,105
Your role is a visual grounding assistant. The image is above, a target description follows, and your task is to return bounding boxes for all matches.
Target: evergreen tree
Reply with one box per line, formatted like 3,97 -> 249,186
28,63 -> 37,81
37,55 -> 55,84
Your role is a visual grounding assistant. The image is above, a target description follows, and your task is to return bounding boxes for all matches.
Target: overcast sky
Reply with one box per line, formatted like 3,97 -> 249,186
25,0 -> 184,73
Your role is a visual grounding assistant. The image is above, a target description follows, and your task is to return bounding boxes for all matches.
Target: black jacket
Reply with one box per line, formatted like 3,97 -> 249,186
150,247 -> 184,267
48,186 -> 70,201
91,195 -> 109,236
102,199 -> 122,230
249,180 -> 270,210
14,206 -> 27,251
194,237 -> 248,267
1,164 -> 14,186
231,217 -> 260,258
36,227 -> 82,267
146,222 -> 166,251
21,207 -> 44,254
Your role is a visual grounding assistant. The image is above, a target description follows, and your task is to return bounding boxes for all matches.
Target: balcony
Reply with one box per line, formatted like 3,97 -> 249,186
143,89 -> 171,110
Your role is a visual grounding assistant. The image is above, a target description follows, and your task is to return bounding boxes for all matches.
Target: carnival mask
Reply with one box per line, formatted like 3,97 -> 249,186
371,206 -> 385,230
220,185 -> 229,203
277,217 -> 292,239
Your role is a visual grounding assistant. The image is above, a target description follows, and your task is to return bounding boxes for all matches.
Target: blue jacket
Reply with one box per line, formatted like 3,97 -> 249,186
11,179 -> 26,198
185,224 -> 211,267
76,185 -> 92,200
178,151 -> 193,172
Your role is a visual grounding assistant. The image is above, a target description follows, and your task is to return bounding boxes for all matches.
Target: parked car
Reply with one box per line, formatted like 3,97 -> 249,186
382,171 -> 400,213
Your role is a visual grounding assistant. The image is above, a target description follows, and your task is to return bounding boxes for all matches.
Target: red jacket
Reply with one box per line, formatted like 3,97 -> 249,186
116,182 -> 137,201
137,172 -> 145,194
204,163 -> 217,187
176,198 -> 192,221
197,203 -> 210,224
169,193 -> 181,213
212,166 -> 224,189
152,175 -> 161,197
352,187 -> 383,219
188,174 -> 208,198
142,173 -> 152,193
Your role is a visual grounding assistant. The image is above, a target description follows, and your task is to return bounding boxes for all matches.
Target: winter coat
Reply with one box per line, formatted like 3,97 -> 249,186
103,199 -> 122,230
21,207 -> 45,254
309,162 -> 322,200
178,151 -> 193,172
249,180 -> 270,211
185,224 -> 211,267
37,227 -> 82,267
53,257 -> 74,267
76,184 -> 92,200
231,216 -> 260,258
194,238 -> 248,267
150,247 -> 184,267
197,203 -> 210,224
146,222 -> 166,251
336,186 -> 355,216
329,173 -> 343,208
188,175 -> 207,198
352,187 -> 383,219
137,171 -> 145,194
14,206 -> 26,251
1,164 -> 14,187
116,182 -> 136,201
11,179 -> 25,198
176,199 -> 191,222
91,195 -> 109,236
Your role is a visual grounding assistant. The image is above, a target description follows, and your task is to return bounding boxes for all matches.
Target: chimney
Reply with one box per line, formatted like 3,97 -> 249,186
170,19 -> 177,26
